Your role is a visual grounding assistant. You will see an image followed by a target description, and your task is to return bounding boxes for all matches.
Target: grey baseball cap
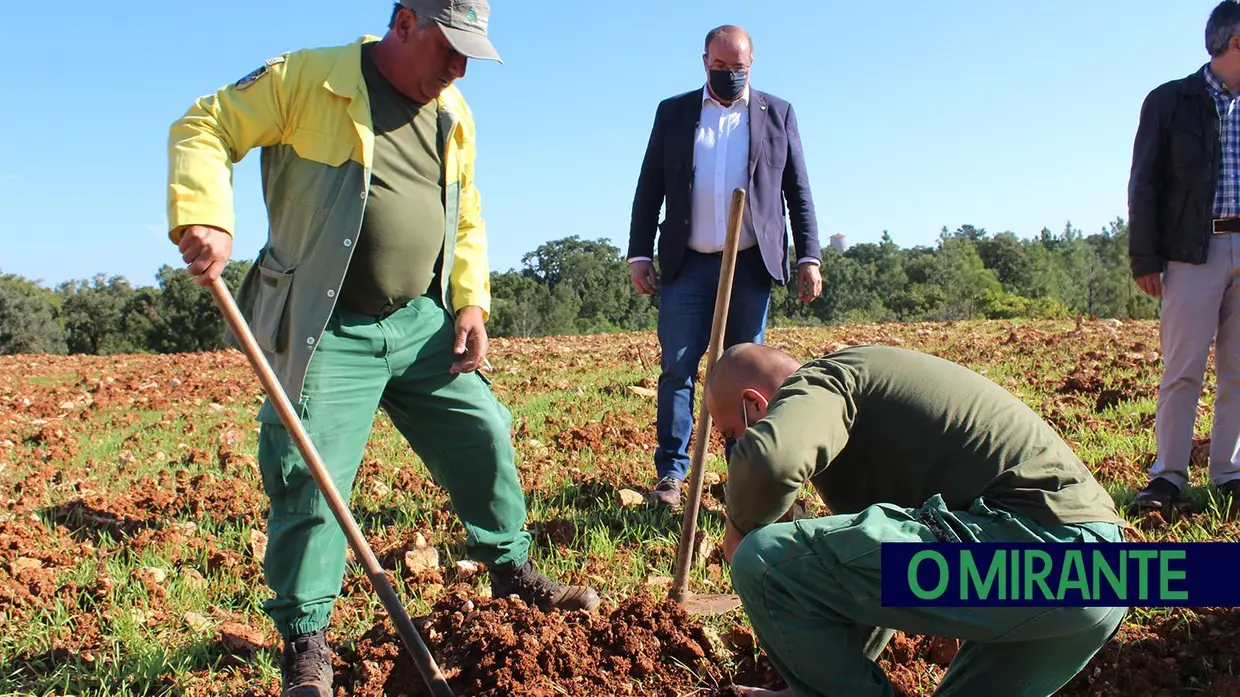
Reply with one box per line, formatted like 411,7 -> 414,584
399,0 -> 502,63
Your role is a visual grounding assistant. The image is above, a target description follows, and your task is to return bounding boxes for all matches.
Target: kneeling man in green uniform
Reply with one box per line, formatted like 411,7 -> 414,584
705,343 -> 1129,697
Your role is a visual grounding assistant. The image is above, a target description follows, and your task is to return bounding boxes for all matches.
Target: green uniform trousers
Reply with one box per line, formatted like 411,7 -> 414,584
255,294 -> 531,638
730,494 -> 1127,697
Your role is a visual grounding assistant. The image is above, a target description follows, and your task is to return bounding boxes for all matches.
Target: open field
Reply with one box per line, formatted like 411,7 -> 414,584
2,318 -> 1239,696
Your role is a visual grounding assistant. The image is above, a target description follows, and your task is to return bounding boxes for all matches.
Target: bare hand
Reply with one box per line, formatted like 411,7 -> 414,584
797,262 -> 822,303
630,260 -> 658,295
178,225 -> 233,287
451,305 -> 489,374
723,516 -> 745,566
1135,273 -> 1162,298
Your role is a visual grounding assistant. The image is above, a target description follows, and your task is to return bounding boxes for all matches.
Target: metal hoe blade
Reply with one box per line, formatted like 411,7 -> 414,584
682,593 -> 744,616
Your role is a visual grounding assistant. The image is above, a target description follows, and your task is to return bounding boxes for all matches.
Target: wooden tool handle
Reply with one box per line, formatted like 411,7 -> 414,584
207,276 -> 456,697
670,187 -> 746,603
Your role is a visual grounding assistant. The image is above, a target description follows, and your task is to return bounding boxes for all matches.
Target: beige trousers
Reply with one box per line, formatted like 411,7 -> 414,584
1150,233 -> 1240,489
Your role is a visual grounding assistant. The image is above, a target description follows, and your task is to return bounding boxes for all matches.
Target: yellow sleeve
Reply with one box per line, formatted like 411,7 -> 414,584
447,97 -> 492,320
166,54 -> 293,244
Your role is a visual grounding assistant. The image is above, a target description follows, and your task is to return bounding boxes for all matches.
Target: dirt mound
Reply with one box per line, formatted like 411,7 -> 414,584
337,588 -> 735,697
333,598 -> 1240,697
1059,608 -> 1240,696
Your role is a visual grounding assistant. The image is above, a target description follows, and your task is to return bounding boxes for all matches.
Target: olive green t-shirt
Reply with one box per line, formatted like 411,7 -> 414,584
725,345 -> 1124,534
338,43 -> 447,316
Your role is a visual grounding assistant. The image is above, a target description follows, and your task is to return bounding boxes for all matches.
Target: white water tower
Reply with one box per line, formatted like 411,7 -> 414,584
829,233 -> 848,253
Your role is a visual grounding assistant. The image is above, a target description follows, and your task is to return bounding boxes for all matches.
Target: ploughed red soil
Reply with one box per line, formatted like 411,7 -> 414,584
5,323 -> 1239,695
335,588 -> 750,697
329,584 -> 1240,697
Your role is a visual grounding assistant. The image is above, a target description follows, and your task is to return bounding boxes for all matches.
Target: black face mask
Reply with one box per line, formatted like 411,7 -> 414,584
709,69 -> 747,102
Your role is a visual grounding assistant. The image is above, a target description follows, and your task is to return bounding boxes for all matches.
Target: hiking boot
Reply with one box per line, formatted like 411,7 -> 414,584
280,629 -> 332,697
649,476 -> 682,510
1133,477 -> 1180,509
491,559 -> 601,612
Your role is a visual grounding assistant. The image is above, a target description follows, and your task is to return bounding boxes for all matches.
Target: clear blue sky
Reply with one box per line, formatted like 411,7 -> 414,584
0,1 -> 1224,288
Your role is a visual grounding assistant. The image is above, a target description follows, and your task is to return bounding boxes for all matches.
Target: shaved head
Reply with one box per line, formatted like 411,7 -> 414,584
705,343 -> 802,440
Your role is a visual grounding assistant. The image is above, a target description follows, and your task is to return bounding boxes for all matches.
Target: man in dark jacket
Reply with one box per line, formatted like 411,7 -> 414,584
626,25 -> 823,509
1127,0 -> 1240,509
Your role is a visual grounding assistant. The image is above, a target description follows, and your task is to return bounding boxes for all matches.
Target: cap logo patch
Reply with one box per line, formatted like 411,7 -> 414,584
460,4 -> 485,30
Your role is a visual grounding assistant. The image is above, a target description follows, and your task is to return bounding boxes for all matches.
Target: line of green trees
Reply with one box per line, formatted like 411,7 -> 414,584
0,219 -> 1157,356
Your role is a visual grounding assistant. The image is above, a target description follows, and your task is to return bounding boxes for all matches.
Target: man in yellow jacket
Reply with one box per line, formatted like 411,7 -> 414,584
166,2 -> 600,695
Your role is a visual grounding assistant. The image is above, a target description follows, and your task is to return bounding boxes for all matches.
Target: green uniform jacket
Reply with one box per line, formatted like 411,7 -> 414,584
725,345 -> 1125,534
165,36 -> 492,418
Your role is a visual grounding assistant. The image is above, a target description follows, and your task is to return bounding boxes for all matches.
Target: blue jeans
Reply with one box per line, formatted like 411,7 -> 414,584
655,246 -> 772,481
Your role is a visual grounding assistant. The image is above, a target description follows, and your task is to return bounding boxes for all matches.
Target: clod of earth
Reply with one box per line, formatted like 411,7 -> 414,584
334,587 -> 748,697
617,489 -> 646,507
219,622 -> 272,654
248,529 -> 267,560
184,612 -> 213,633
135,566 -> 167,586
405,547 -> 440,574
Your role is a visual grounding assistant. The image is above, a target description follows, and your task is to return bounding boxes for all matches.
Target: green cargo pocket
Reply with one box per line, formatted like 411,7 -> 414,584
257,421 -> 320,518
253,264 -> 294,354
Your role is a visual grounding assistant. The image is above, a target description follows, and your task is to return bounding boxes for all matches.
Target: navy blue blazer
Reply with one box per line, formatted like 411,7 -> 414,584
627,86 -> 821,286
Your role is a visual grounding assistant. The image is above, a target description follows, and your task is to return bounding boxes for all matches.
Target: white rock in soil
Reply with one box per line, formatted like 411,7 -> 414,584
405,547 -> 440,574
135,566 -> 167,585
618,489 -> 646,507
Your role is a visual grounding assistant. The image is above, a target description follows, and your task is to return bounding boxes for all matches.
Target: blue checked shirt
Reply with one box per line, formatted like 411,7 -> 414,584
1205,66 -> 1240,218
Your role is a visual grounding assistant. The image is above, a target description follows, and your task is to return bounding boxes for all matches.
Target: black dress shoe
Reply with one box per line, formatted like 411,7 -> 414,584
1133,477 -> 1181,508
1217,479 -> 1240,503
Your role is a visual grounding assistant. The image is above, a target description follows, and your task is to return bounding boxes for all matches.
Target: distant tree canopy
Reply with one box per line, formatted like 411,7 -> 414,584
0,218 -> 1158,355
1,262 -> 250,357
0,273 -> 67,355
754,219 -> 1155,329
489,236 -> 657,338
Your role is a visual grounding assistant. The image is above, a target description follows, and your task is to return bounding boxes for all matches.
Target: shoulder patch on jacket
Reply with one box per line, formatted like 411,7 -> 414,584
235,55 -> 286,90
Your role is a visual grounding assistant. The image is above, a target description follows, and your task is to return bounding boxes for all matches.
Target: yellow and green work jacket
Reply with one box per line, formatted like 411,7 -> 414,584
166,35 -> 491,413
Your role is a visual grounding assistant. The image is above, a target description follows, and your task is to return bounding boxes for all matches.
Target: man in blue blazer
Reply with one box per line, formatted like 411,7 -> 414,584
627,24 -> 824,509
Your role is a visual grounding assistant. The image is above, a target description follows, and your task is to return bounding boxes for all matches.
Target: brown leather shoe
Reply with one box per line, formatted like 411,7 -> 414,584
281,629 -> 332,697
491,560 -> 601,612
648,476 -> 682,510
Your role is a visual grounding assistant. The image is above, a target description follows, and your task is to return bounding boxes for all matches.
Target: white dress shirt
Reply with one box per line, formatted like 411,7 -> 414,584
689,85 -> 756,254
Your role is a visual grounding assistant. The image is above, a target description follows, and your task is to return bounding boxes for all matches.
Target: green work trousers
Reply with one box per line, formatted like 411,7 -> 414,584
729,494 -> 1128,697
256,295 -> 531,638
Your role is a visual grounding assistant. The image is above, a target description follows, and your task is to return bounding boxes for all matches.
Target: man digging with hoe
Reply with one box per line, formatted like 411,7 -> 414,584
166,2 -> 599,695
706,343 -> 1129,697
